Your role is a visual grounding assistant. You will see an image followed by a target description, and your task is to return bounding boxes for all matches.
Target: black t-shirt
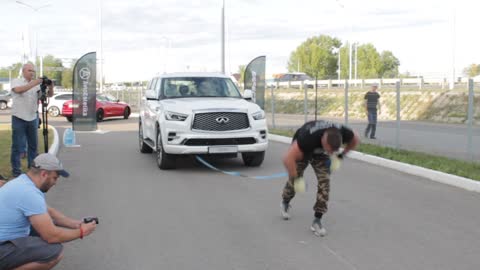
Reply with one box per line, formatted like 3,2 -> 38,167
292,120 -> 354,156
364,91 -> 380,110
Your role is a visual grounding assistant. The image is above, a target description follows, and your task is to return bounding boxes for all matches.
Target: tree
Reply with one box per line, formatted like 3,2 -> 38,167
287,35 -> 341,79
356,43 -> 381,78
61,68 -> 73,89
36,55 -> 64,85
0,63 -> 23,79
463,64 -> 480,77
238,65 -> 246,85
379,50 -> 400,78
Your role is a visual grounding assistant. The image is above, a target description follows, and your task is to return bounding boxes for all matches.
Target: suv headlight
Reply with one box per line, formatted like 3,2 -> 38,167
252,110 -> 265,120
165,111 -> 188,121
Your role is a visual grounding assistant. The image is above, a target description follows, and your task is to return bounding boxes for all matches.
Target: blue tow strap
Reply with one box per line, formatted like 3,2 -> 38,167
195,155 -> 288,180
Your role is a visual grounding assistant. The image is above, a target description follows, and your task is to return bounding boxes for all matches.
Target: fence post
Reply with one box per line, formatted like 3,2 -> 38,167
344,80 -> 349,126
270,85 -> 276,129
304,81 -> 308,123
396,81 -> 401,149
314,76 -> 318,121
467,79 -> 474,161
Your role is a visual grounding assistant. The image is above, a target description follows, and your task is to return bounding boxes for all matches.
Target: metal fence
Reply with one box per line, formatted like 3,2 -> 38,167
103,87 -> 145,113
265,79 -> 479,162
56,80 -> 479,162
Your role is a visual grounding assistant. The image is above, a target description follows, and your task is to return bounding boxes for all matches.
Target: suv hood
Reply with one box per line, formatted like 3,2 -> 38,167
160,97 -> 262,113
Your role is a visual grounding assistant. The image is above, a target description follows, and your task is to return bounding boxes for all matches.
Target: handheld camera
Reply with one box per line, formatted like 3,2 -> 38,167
83,217 -> 99,224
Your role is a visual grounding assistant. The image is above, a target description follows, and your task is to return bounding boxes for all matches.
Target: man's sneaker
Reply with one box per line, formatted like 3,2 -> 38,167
280,201 -> 291,220
310,218 -> 327,237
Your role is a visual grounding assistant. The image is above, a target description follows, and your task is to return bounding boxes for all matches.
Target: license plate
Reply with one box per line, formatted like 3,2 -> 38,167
208,146 -> 238,154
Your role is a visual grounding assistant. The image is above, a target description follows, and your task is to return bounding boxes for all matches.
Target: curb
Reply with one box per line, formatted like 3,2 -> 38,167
268,134 -> 480,193
48,125 -> 60,156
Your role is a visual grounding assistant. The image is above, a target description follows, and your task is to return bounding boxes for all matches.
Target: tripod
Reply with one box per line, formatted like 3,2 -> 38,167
39,86 -> 49,153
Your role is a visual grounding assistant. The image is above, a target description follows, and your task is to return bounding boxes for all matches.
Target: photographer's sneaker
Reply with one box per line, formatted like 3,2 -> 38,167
280,201 -> 291,220
310,218 -> 327,237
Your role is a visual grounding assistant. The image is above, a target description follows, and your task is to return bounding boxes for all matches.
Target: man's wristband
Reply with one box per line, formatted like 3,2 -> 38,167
79,226 -> 84,239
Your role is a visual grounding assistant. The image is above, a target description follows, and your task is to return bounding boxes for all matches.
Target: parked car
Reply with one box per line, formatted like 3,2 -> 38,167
138,72 -> 268,169
37,93 -> 73,117
110,83 -> 127,91
275,72 -> 314,88
61,93 -> 131,122
0,90 -> 12,110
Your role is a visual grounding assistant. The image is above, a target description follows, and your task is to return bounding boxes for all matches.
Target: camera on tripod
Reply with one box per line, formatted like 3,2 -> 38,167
39,76 -> 52,101
41,76 -> 53,87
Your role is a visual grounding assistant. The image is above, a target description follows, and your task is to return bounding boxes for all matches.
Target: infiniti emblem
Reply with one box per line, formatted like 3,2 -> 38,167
215,117 -> 230,124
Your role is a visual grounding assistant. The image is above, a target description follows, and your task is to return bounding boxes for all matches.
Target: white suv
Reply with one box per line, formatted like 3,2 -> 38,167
139,73 -> 268,169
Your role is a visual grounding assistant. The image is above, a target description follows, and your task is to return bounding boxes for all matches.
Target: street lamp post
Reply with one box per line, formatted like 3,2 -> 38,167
99,0 -> 104,92
450,7 -> 456,90
15,1 -> 51,71
335,0 -> 353,82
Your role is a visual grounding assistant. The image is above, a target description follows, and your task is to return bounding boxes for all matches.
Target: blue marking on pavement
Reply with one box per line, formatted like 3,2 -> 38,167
195,155 -> 288,180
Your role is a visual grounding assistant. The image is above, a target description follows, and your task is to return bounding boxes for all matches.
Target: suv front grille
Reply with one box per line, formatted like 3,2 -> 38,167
184,138 -> 256,146
192,112 -> 249,131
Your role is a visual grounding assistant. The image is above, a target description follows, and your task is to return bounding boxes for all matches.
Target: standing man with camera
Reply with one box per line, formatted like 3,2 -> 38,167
10,63 -> 53,177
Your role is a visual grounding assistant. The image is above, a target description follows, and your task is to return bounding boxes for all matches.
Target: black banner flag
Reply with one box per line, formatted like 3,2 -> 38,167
244,56 -> 266,109
72,52 -> 97,131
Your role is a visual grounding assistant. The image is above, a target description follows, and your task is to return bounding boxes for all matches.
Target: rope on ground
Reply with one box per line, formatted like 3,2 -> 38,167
195,155 -> 287,180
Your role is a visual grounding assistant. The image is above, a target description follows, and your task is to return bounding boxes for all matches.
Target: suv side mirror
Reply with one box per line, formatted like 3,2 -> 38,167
145,90 -> 158,100
243,89 -> 253,101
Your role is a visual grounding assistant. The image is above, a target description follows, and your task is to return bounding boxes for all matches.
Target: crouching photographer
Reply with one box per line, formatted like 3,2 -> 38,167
0,154 -> 98,270
10,63 -> 54,177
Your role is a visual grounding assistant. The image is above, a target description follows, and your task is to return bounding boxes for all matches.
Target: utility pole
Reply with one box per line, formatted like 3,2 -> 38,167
449,8 -> 456,90
15,1 -> 51,70
221,0 -> 225,74
354,43 -> 358,81
99,0 -> 104,92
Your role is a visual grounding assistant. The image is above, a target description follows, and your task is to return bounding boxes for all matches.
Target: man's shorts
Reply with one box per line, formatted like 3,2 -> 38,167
0,236 -> 63,269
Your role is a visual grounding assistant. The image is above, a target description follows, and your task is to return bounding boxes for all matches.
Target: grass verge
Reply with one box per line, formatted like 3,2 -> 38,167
269,128 -> 480,181
0,124 -> 54,179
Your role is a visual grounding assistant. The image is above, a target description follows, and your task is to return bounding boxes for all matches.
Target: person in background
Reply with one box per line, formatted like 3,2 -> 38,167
364,83 -> 381,139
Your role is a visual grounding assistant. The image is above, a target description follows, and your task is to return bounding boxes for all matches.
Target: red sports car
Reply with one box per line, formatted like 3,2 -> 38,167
62,94 -> 131,122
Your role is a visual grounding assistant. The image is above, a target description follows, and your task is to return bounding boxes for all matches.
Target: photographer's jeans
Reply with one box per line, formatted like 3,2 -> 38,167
11,116 -> 38,177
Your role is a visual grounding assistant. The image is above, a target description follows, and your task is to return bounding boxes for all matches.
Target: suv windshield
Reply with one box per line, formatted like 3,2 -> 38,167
161,77 -> 241,98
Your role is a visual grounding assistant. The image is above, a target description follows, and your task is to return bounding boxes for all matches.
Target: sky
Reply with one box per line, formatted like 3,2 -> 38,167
0,0 -> 479,83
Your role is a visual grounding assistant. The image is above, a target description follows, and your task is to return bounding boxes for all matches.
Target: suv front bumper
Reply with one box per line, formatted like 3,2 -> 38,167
161,122 -> 268,155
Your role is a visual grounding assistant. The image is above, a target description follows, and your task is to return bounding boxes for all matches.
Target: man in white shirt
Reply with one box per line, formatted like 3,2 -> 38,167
10,63 -> 54,177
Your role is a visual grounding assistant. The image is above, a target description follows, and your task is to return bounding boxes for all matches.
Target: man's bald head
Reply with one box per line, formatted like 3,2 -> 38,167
22,63 -> 36,81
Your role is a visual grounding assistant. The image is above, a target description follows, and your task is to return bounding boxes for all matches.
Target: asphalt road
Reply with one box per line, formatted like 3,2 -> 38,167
26,116 -> 480,270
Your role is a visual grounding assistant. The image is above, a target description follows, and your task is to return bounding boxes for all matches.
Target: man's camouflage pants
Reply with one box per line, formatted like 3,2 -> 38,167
282,155 -> 331,215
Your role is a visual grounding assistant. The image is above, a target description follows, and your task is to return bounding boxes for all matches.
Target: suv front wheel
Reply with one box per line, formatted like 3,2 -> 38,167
156,130 -> 176,169
242,151 -> 265,167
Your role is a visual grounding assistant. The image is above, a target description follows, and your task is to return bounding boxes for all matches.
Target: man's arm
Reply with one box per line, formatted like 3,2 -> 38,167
48,207 -> 82,229
342,131 -> 360,155
29,213 -> 96,244
283,141 -> 304,179
12,79 -> 42,94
